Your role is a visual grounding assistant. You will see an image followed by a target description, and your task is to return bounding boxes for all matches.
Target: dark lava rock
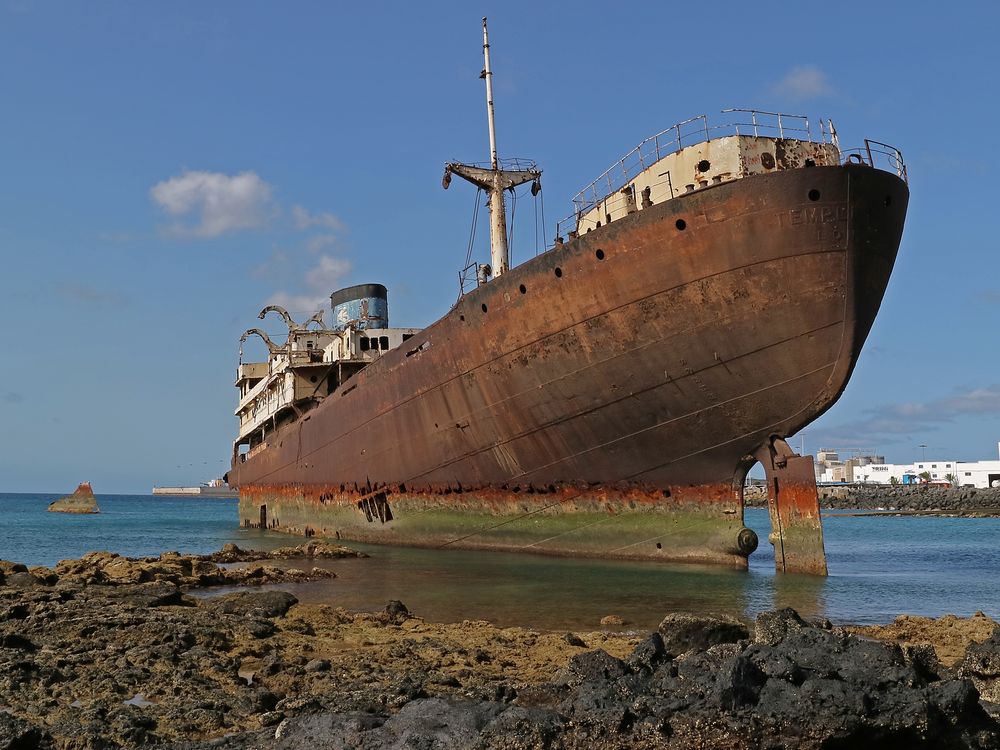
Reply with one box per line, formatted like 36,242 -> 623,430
0,562 -> 28,576
627,632 -> 667,671
0,634 -> 37,652
3,573 -> 45,591
567,648 -> 628,683
3,574 -> 999,750
203,590 -> 298,618
658,612 -> 749,655
100,581 -> 193,608
754,607 -> 810,646
960,627 -> 1000,703
383,600 -> 409,624
0,710 -> 54,749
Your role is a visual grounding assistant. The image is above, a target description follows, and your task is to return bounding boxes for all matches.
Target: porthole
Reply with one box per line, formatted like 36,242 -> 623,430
808,189 -> 821,201
697,159 -> 711,173
595,249 -> 605,260
519,284 -> 527,294
481,303 -> 488,313
675,219 -> 686,231
554,267 -> 563,278
459,314 -> 465,321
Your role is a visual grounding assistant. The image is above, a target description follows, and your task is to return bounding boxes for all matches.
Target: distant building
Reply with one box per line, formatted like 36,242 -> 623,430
814,449 -> 885,483
814,443 -> 1000,488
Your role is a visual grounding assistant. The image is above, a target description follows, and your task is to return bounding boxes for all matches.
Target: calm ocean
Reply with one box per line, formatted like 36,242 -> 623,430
2,493 -> 998,629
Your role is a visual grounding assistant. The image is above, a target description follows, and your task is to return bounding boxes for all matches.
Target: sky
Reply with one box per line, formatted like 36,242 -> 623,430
1,1 -> 998,493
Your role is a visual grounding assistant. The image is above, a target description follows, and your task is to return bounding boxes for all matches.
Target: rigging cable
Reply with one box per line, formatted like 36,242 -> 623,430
533,183 -> 539,256
464,187 -> 482,270
539,181 -> 547,250
507,186 -> 517,264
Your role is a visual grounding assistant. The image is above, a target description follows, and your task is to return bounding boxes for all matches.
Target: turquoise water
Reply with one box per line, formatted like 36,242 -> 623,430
3,493 -> 999,629
0,493 -> 284,566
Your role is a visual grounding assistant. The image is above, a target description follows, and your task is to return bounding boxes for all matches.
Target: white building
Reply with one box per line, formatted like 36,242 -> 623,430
815,442 -> 1000,488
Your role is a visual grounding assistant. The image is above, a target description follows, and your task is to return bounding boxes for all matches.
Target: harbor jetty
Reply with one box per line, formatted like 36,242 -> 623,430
46,482 -> 100,514
746,484 -> 1000,515
152,479 -> 238,498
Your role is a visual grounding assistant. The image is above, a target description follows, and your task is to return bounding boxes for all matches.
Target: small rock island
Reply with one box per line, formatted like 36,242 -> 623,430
47,482 -> 100,514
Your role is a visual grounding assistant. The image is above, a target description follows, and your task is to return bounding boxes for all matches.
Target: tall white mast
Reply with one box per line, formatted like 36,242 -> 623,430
443,17 -> 540,282
483,17 -> 498,172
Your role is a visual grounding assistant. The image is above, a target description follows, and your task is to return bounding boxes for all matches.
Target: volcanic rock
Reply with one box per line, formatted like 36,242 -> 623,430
658,611 -> 749,654
960,626 -> 1000,703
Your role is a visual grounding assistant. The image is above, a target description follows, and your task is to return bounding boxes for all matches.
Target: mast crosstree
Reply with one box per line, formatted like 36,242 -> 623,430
443,17 -> 541,280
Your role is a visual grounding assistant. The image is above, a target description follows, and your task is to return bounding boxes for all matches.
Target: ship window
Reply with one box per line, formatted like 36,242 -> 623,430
808,189 -> 821,201
675,219 -> 686,230
402,333 -> 414,341
379,336 -> 389,350
697,159 -> 711,173
519,284 -> 527,294
482,303 -> 488,313
554,267 -> 563,278
595,249 -> 605,260
932,464 -> 937,468
360,337 -> 370,351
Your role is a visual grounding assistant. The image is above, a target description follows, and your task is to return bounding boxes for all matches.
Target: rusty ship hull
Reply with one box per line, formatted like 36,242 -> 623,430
230,163 -> 908,570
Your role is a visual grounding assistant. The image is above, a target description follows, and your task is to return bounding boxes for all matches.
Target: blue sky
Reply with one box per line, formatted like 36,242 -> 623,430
1,1 -> 997,493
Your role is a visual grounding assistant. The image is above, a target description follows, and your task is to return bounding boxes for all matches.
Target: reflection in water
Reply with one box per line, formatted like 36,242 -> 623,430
268,547 -> 755,631
8,494 -> 997,629
242,508 -> 1000,630
770,573 -> 827,621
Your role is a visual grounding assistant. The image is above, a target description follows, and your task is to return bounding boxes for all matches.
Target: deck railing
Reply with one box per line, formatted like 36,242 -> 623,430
841,139 -> 908,182
567,110 -> 823,219
554,109 -> 906,243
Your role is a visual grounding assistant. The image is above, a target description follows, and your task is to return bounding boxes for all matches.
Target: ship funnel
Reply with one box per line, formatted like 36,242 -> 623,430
330,283 -> 388,331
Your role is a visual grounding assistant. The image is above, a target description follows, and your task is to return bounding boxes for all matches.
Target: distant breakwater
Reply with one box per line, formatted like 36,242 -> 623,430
746,485 -> 1000,513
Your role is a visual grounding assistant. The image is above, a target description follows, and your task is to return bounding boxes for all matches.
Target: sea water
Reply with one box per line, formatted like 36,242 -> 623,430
0,493 -> 285,566
2,492 -> 998,630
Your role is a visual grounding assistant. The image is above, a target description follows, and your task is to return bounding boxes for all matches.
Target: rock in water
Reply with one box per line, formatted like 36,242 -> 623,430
47,482 -> 100,514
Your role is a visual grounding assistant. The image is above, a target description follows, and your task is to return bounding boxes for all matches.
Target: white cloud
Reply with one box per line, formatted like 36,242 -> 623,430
808,385 -> 1000,447
292,205 -> 344,231
772,65 -> 833,99
305,233 -> 339,254
266,254 -> 353,316
151,170 -> 276,237
264,291 -> 330,316
251,249 -> 290,279
309,254 -> 351,290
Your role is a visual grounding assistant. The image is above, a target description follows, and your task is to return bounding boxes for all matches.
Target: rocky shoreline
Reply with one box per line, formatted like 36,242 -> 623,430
2,546 -> 1000,748
746,484 -> 1000,515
